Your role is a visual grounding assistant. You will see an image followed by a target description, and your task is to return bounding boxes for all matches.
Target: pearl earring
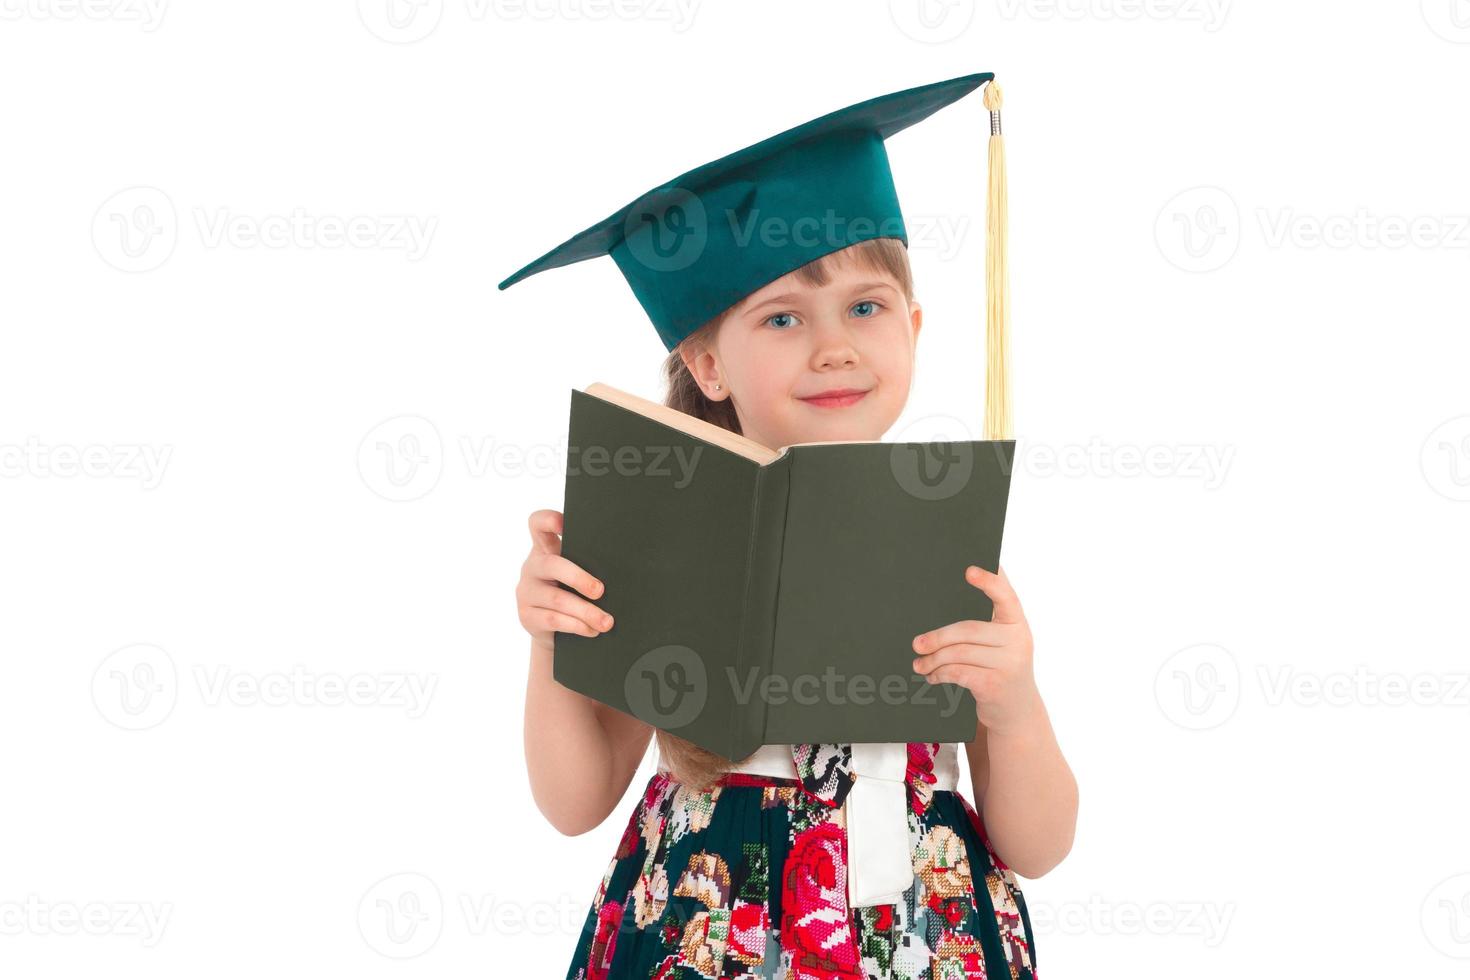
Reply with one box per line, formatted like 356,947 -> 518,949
714,384 -> 722,391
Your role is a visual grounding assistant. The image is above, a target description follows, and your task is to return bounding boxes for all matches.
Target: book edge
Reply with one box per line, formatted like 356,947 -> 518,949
583,382 -> 783,465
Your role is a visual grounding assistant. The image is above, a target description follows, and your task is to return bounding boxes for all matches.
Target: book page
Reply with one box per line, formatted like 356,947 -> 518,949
584,382 -> 785,465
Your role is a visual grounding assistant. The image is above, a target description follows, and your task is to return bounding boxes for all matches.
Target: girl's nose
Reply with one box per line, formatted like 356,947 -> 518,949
809,317 -> 860,369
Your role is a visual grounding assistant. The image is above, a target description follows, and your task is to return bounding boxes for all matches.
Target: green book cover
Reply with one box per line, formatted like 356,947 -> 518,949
553,383 -> 1015,761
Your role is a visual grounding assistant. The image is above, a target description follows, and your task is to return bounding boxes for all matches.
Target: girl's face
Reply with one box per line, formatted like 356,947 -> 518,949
683,248 -> 923,451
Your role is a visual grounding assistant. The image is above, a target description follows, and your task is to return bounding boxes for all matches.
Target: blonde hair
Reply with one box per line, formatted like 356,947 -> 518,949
655,236 -> 916,790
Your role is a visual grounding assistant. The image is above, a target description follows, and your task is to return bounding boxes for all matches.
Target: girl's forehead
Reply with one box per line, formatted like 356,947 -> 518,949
740,259 -> 899,308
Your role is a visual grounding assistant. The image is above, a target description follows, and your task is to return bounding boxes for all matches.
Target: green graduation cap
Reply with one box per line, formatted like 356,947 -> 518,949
499,69 -> 1013,440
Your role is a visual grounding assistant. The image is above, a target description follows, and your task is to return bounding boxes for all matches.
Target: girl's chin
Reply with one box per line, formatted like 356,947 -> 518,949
763,405 -> 893,447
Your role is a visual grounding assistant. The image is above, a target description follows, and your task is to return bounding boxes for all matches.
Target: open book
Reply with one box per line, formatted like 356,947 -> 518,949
553,382 -> 1016,760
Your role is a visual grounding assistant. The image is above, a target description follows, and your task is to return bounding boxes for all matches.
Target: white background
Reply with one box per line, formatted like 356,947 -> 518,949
2,1 -> 1468,977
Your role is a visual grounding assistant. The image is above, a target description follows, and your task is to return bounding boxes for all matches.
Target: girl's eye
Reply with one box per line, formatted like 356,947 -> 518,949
766,312 -> 798,330
850,300 -> 882,318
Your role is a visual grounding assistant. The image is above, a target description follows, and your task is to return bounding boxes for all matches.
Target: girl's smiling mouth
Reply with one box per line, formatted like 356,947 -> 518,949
797,387 -> 871,408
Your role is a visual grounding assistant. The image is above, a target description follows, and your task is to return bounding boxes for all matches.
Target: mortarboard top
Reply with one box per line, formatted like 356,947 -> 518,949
499,70 -> 1012,440
499,72 -> 989,345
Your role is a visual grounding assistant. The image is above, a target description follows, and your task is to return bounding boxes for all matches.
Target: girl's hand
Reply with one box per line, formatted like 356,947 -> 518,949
517,508 -> 614,653
910,564 -> 1042,737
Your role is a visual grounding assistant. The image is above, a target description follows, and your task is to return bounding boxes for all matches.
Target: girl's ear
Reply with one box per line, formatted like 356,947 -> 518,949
680,344 -> 726,400
909,300 -> 923,346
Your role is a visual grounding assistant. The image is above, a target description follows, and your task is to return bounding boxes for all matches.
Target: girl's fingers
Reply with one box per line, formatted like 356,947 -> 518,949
966,563 -> 1024,624
922,662 -> 987,691
536,608 -> 602,638
911,642 -> 1005,674
532,582 -> 613,632
527,509 -> 564,556
532,551 -> 604,601
914,619 -> 1007,653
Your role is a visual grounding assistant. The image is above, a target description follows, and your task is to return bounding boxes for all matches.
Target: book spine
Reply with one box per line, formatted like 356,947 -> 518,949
729,454 -> 793,756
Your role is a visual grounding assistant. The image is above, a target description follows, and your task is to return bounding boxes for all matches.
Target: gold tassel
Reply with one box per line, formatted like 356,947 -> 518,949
983,80 -> 1012,442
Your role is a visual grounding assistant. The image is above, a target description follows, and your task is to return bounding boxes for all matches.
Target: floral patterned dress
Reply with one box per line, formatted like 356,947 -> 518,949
562,742 -> 1037,980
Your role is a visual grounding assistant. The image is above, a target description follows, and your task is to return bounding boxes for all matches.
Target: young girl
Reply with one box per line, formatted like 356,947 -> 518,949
508,72 -> 1077,979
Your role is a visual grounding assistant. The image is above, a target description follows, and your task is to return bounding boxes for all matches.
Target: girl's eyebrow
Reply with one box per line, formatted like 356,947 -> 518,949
741,281 -> 898,315
741,292 -> 804,314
